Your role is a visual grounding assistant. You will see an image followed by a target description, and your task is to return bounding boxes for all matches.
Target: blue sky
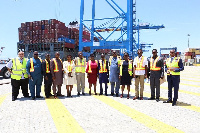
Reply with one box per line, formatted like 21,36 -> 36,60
0,0 -> 199,59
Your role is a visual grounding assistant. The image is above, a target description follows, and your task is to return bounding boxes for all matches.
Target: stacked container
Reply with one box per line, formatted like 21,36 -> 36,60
18,19 -> 69,45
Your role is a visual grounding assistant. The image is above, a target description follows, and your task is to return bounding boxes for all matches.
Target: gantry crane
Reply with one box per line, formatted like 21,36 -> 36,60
79,0 -> 164,59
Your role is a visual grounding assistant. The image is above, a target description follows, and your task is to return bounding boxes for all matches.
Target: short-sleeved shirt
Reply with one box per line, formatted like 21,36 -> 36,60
133,56 -> 148,75
6,57 -> 26,79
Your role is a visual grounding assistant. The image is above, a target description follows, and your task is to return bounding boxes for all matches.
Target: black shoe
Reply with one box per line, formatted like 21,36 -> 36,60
105,93 -> 108,96
148,97 -> 155,100
156,98 -> 160,102
163,100 -> 172,103
99,93 -> 103,95
31,97 -> 35,100
46,96 -> 49,98
116,93 -> 119,97
36,96 -> 43,98
111,93 -> 114,96
82,92 -> 85,95
12,96 -> 16,101
77,92 -> 80,96
172,101 -> 177,106
49,93 -> 53,96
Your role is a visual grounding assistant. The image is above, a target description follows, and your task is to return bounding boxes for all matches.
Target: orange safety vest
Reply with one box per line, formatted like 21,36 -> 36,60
99,60 -> 107,73
44,59 -> 50,73
88,60 -> 98,73
135,56 -> 145,70
30,58 -> 42,72
150,56 -> 161,71
53,58 -> 62,72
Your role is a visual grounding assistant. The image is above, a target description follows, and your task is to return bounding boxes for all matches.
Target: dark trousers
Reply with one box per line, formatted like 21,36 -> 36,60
53,83 -> 62,96
100,82 -> 108,94
44,83 -> 52,97
11,78 -> 29,98
150,77 -> 160,98
167,75 -> 180,101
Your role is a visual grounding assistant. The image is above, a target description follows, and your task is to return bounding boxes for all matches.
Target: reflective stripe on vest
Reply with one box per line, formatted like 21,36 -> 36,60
75,58 -> 85,73
120,60 -> 133,76
11,58 -> 28,80
135,56 -> 145,70
150,56 -> 161,71
30,58 -> 34,72
88,60 -> 98,73
53,58 -> 62,72
166,57 -> 180,75
45,59 -> 50,73
99,60 -> 107,73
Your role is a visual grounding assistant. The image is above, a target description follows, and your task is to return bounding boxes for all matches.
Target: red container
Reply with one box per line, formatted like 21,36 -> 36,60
185,52 -> 192,56
45,20 -> 48,25
21,23 -> 25,28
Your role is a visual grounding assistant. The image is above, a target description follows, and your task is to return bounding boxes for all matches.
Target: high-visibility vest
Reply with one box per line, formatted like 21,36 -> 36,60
44,59 -> 50,73
75,58 -> 86,73
88,60 -> 98,73
135,56 -> 145,70
166,57 -> 180,75
30,58 -> 42,72
120,60 -> 133,76
67,60 -> 73,72
150,56 -> 161,71
53,58 -> 62,72
99,60 -> 107,73
11,58 -> 28,80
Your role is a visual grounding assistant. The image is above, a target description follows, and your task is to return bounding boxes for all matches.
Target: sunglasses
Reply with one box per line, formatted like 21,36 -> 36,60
34,54 -> 38,55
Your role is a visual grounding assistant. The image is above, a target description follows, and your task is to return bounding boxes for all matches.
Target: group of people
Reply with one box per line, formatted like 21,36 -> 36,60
7,48 -> 184,106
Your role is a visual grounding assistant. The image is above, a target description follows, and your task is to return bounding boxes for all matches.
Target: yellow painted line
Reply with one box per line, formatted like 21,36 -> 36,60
86,88 -> 183,133
129,89 -> 200,113
180,83 -> 200,88
181,78 -> 200,83
145,83 -> 200,97
0,93 -> 10,106
42,86 -> 85,133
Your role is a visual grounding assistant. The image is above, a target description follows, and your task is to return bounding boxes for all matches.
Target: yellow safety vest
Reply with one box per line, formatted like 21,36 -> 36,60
11,58 -> 28,80
120,60 -> 133,76
67,60 -> 73,72
88,60 -> 98,73
44,59 -> 50,73
99,60 -> 107,73
150,56 -> 161,71
30,58 -> 42,72
135,56 -> 145,70
75,58 -> 86,73
53,58 -> 62,72
166,57 -> 180,75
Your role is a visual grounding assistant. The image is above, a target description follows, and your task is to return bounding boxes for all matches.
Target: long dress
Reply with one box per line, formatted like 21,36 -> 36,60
121,60 -> 132,85
63,61 -> 76,85
86,60 -> 98,84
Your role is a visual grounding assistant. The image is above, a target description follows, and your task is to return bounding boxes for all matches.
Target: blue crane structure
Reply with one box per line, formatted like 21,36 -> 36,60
79,0 -> 165,59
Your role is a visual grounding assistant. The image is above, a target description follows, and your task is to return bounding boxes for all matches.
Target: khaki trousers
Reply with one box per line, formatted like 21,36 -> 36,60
76,73 -> 85,93
135,75 -> 144,97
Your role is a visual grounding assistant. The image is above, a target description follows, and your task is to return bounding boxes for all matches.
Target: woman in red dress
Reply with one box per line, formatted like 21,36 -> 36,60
86,54 -> 98,95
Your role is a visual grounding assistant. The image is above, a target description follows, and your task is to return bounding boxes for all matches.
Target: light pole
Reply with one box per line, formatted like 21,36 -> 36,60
187,34 -> 190,48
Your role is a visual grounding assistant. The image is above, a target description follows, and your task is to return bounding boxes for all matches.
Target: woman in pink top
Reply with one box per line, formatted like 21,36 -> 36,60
86,54 -> 98,95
